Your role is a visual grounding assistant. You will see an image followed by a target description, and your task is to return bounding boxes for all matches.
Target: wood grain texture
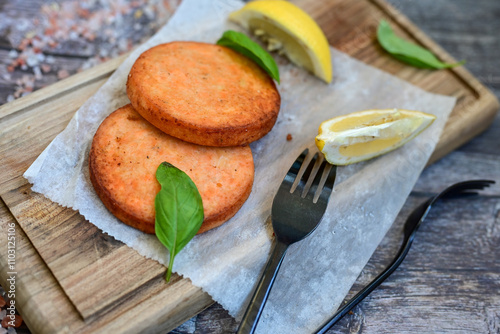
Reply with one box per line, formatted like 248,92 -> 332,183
3,184 -> 169,319
0,0 -> 499,333
0,198 -> 214,334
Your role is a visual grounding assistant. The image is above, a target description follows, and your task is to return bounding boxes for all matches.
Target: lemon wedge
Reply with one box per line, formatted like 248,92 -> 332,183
229,0 -> 332,83
315,109 -> 436,165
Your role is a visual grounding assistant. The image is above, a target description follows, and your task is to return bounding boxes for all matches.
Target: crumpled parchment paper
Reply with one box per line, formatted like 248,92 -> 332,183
24,0 -> 456,332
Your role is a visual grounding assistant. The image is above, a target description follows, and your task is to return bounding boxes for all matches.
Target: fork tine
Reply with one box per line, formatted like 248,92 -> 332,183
470,180 -> 496,189
295,152 -> 319,195
426,179 -> 495,203
281,149 -> 309,193
323,163 -> 337,190
288,149 -> 309,177
459,180 -> 494,190
458,180 -> 494,188
318,163 -> 337,203
309,161 -> 331,203
442,180 -> 495,198
301,154 -> 324,198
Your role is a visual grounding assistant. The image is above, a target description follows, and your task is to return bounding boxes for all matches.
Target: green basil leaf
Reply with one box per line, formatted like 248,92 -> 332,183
377,20 -> 464,69
217,30 -> 280,83
155,162 -> 204,282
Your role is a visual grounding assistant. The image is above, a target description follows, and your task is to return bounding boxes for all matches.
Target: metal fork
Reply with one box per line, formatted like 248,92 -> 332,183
237,148 -> 337,334
315,179 -> 495,333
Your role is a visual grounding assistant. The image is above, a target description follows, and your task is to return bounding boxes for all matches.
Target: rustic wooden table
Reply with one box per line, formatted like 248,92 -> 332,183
1,0 -> 499,333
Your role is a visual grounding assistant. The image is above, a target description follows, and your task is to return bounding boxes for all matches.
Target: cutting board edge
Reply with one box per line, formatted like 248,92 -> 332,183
429,89 -> 499,165
371,0 -> 490,99
0,199 -> 215,334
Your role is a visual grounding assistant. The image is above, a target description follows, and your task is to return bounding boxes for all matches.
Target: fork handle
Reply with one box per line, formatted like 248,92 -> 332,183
237,239 -> 289,334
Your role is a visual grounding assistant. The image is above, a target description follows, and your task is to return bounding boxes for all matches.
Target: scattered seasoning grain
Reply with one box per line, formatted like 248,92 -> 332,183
0,0 -> 181,104
1,314 -> 23,328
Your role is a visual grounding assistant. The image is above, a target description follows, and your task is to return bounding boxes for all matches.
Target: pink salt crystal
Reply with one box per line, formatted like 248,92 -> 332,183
22,75 -> 34,87
69,31 -> 79,40
77,8 -> 90,19
57,69 -> 70,79
33,66 -> 43,80
18,39 -> 29,51
26,52 -> 39,67
8,50 -> 18,59
1,72 -> 12,81
85,33 -> 96,41
1,314 -> 22,328
41,64 -> 51,73
44,28 -> 55,36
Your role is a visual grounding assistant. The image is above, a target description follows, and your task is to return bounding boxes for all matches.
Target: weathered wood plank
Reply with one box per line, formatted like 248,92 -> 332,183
0,48 -> 90,102
0,199 -> 214,334
3,185 -> 168,319
0,0 -> 180,105
330,196 -> 500,334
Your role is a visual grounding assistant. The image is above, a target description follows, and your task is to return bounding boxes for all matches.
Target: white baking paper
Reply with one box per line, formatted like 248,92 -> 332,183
24,0 -> 457,332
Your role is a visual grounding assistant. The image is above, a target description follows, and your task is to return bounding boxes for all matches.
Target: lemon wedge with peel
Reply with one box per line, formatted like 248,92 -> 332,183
229,0 -> 332,83
315,109 -> 436,165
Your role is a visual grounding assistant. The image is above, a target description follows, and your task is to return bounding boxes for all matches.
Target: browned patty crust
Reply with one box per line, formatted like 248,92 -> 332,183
89,104 -> 254,234
126,41 -> 281,147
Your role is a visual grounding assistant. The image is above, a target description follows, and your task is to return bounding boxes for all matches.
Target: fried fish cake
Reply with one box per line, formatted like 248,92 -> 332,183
126,41 -> 281,147
89,104 -> 254,234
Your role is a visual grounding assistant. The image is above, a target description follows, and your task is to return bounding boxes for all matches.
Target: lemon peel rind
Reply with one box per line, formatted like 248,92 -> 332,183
229,0 -> 332,83
316,109 -> 436,166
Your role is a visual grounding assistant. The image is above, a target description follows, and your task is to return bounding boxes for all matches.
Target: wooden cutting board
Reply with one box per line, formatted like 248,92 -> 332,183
0,0 -> 498,333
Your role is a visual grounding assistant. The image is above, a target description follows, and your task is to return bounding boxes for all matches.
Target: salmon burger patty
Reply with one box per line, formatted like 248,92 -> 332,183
126,41 -> 281,147
89,104 -> 254,234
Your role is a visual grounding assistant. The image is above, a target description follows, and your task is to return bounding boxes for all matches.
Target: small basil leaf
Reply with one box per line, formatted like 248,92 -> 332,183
377,20 -> 464,69
155,162 -> 204,282
217,30 -> 280,83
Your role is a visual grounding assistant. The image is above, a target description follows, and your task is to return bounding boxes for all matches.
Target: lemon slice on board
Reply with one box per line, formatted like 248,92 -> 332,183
229,0 -> 332,83
315,109 -> 436,165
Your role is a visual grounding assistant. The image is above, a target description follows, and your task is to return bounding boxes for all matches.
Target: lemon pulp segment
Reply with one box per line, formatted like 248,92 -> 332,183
229,0 -> 332,83
339,137 -> 405,157
248,18 -> 314,75
328,111 -> 413,132
316,109 -> 436,165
